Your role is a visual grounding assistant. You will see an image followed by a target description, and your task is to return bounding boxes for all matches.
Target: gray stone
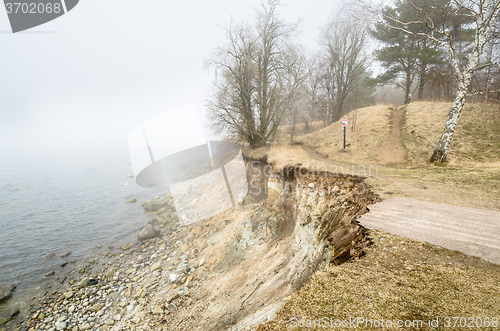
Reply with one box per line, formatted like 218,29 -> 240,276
104,267 -> 116,279
63,291 -> 74,299
125,198 -> 137,203
0,284 -> 12,303
169,273 -> 181,284
176,260 -> 190,274
137,224 -> 158,241
153,304 -> 163,315
9,308 -> 19,318
55,321 -> 67,330
150,262 -> 161,272
143,200 -> 167,212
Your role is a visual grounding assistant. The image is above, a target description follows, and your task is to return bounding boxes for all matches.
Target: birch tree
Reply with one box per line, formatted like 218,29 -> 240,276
365,0 -> 500,162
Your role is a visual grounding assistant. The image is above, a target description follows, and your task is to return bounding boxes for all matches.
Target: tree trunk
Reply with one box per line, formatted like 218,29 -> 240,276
418,69 -> 426,101
418,39 -> 428,101
325,101 -> 330,127
404,69 -> 411,104
430,61 -> 477,162
429,89 -> 467,162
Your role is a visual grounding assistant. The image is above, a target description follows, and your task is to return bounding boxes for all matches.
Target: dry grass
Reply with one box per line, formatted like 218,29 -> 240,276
261,230 -> 500,331
266,145 -> 314,169
297,105 -> 393,164
397,101 -> 500,195
404,102 -> 500,165
243,145 -> 357,175
403,102 -> 451,164
287,101 -> 500,203
275,121 -> 327,144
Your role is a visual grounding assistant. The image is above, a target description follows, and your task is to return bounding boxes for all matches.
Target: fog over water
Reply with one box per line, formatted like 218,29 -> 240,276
0,0 -> 339,157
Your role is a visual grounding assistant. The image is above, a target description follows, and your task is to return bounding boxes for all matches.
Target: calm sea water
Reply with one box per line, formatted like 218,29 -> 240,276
0,147 -> 163,293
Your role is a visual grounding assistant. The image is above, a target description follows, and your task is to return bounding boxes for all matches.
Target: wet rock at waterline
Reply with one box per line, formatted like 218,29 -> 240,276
0,284 -> 14,303
0,307 -> 19,325
125,198 -> 137,203
141,195 -> 175,212
137,224 -> 159,241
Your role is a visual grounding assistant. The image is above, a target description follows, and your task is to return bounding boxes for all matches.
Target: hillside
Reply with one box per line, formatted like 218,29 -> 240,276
297,101 -> 500,166
296,105 -> 393,164
404,102 -> 500,164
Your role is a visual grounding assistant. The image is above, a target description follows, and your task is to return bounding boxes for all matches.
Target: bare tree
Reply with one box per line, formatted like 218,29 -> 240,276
363,0 -> 500,162
321,18 -> 370,124
206,3 -> 306,148
303,56 -> 324,132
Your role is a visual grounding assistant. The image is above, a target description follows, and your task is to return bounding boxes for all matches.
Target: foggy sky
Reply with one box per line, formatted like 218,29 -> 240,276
0,0 -> 340,157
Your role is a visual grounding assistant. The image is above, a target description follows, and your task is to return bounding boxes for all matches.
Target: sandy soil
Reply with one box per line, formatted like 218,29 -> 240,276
377,106 -> 407,164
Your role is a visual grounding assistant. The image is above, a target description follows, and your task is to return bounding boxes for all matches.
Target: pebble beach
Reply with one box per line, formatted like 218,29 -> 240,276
2,194 -> 205,331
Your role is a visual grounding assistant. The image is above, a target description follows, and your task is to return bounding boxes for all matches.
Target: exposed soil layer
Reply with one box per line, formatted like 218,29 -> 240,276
155,161 -> 380,330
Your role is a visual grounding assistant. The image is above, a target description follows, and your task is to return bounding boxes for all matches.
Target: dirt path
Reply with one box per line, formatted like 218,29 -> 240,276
358,198 -> 500,264
377,106 -> 407,164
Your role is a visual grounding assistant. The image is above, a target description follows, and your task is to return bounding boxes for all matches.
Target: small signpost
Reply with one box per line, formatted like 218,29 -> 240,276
342,119 -> 348,149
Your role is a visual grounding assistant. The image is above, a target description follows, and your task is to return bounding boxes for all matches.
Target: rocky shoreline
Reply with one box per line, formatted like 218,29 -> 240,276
1,163 -> 379,331
1,194 -> 195,331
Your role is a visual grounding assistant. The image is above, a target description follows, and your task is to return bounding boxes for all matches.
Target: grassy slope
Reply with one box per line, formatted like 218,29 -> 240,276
404,102 -> 500,165
296,105 -> 393,164
297,101 -> 500,166
260,231 -> 500,331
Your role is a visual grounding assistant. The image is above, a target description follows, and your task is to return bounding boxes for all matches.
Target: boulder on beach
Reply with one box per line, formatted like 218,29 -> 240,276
125,198 -> 137,203
143,200 -> 167,212
0,284 -> 12,303
137,224 -> 158,241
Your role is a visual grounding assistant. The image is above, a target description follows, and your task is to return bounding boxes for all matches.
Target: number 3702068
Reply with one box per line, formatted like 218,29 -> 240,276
5,2 -> 62,14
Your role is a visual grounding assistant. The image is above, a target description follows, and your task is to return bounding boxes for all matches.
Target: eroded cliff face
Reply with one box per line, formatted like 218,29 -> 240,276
275,166 -> 380,263
158,161 -> 381,330
18,160 -> 380,331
